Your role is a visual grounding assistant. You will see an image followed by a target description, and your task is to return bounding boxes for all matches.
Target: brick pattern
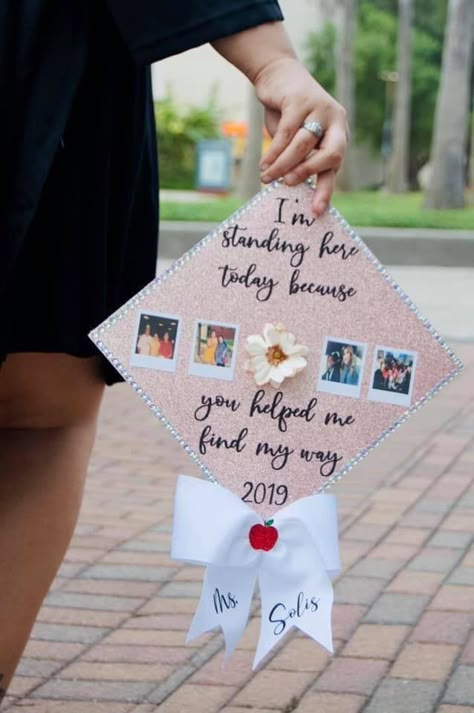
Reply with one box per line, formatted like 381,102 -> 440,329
389,643 -> 459,681
3,343 -> 473,713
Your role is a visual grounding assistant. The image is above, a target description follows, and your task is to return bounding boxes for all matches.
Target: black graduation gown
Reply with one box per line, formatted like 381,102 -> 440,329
0,0 -> 283,384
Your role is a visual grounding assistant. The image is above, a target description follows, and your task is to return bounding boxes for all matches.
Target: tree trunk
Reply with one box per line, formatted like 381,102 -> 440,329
387,0 -> 413,193
237,88 -> 264,199
470,102 -> 474,188
335,0 -> 357,191
423,0 -> 474,209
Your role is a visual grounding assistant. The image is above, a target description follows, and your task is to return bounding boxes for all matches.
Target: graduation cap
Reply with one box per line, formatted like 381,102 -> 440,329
90,181 -> 462,512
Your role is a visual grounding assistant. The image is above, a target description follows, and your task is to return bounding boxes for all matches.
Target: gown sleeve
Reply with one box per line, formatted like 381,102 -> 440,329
105,0 -> 284,66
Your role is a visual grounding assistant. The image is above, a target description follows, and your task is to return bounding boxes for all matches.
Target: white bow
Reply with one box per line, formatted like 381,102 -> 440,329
171,475 -> 341,668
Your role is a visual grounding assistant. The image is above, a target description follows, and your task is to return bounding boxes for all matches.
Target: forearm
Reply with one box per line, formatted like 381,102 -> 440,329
211,21 -> 297,85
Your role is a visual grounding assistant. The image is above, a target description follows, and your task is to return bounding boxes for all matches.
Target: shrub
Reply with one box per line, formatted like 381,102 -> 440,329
155,92 -> 220,189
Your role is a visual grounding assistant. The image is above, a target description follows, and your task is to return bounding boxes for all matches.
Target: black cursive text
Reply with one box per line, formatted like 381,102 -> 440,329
218,263 -> 278,302
255,441 -> 294,470
324,411 -> 356,428
319,231 -> 359,260
269,592 -> 320,636
249,390 -> 318,433
300,448 -> 343,477
199,425 -> 248,455
289,269 -> 357,302
194,394 -> 241,422
222,223 -> 309,268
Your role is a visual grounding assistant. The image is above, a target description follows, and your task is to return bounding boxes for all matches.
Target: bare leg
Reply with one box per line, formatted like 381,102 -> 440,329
0,354 -> 105,699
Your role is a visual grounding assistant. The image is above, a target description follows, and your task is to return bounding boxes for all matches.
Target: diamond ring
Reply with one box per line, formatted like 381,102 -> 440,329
301,120 -> 325,140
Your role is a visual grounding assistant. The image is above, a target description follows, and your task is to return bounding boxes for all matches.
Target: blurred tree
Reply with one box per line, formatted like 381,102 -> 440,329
237,88 -> 264,199
306,3 -> 443,181
470,111 -> 474,188
306,22 -> 336,94
423,0 -> 474,208
369,0 -> 396,10
359,0 -> 447,39
336,0 -> 358,190
353,6 -> 397,148
387,0 -> 413,192
413,0 -> 448,42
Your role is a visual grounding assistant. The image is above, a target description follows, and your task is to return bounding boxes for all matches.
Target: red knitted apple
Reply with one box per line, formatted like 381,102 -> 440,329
249,520 -> 278,551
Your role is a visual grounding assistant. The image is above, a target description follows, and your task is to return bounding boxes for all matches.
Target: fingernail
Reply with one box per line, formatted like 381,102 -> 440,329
261,174 -> 271,184
260,163 -> 269,172
284,173 -> 298,186
314,201 -> 327,216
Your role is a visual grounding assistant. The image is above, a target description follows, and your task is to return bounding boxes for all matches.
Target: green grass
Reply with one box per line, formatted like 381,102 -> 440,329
161,196 -> 241,223
160,191 -> 474,229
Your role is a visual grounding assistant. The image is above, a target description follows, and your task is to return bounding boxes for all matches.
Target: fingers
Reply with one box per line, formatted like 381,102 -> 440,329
311,169 -> 337,217
263,123 -> 347,187
260,124 -> 323,182
259,107 -> 307,173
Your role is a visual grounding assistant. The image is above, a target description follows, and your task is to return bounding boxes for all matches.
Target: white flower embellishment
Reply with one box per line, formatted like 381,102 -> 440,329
245,323 -> 309,388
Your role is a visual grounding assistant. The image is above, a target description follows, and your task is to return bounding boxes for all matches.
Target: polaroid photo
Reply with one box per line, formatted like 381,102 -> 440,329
317,336 -> 367,399
130,311 -> 181,373
189,320 -> 239,381
367,346 -> 417,407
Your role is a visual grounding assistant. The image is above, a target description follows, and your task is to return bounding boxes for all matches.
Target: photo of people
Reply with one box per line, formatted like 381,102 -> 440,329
130,312 -> 181,373
368,346 -> 417,407
189,320 -> 239,381
318,337 -> 367,398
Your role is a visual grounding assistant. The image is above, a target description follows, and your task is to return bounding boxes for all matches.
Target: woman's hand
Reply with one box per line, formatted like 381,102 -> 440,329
255,57 -> 348,216
212,22 -> 348,216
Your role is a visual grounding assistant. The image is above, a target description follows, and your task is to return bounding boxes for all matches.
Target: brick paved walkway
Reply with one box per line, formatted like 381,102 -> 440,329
4,344 -> 473,713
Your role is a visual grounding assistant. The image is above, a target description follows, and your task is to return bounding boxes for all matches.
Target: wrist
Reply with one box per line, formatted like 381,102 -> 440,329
252,54 -> 300,91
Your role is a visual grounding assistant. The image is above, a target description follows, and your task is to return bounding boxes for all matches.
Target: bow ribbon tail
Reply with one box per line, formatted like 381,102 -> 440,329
187,564 -> 257,657
254,543 -> 335,668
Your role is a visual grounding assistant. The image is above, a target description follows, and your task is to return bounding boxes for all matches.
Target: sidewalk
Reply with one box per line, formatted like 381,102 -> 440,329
3,343 -> 474,713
